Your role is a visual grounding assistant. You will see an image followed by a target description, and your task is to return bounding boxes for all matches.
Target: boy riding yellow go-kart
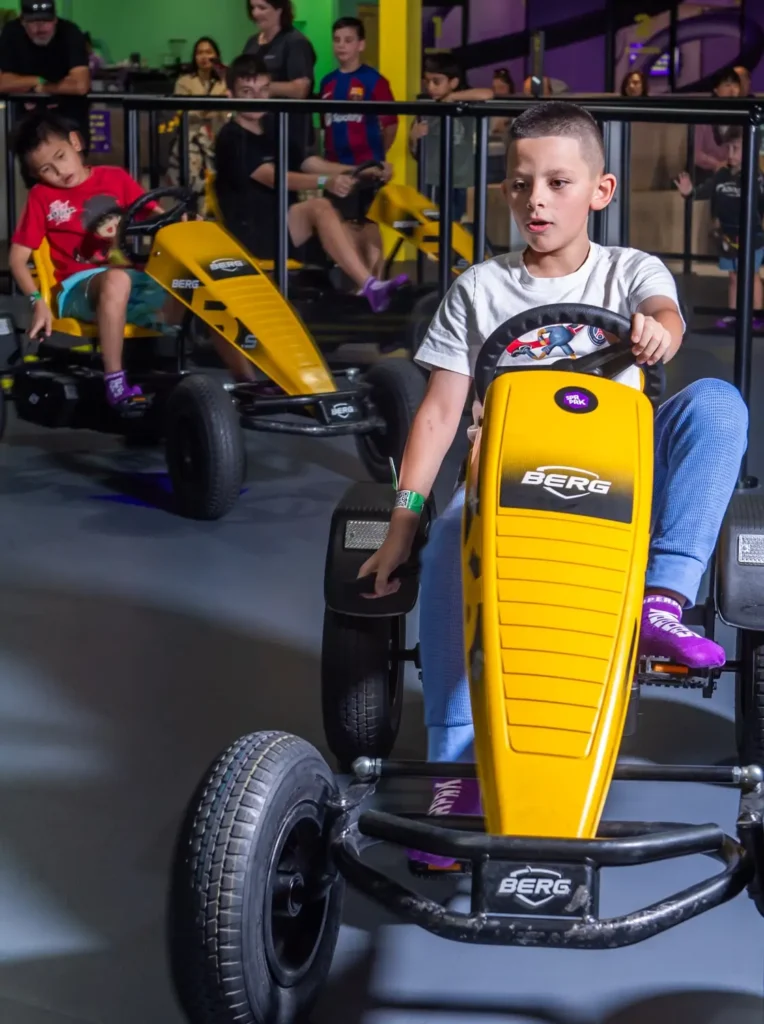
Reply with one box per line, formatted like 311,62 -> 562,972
4,112 -> 425,519
168,103 -> 764,1023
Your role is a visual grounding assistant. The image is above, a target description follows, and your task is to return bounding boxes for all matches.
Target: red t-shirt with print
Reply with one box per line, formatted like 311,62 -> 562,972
12,165 -> 151,284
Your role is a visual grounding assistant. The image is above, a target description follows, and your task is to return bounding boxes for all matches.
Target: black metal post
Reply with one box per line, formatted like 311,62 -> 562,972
620,121 -> 631,247
530,30 -> 545,97
148,109 -> 160,189
275,110 -> 289,297
604,0 -> 616,94
733,120 -> 758,433
416,115 -> 428,286
473,114 -> 488,266
438,112 -> 454,299
683,125 -> 696,276
179,110 -> 190,188
668,4 -> 678,94
124,105 -> 140,182
5,99 -> 16,288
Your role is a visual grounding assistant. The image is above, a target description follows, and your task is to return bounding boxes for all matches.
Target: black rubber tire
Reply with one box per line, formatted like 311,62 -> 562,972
406,290 -> 440,353
356,358 -> 427,483
165,373 -> 245,520
321,608 -> 406,768
169,731 -> 344,1024
736,630 -> 764,766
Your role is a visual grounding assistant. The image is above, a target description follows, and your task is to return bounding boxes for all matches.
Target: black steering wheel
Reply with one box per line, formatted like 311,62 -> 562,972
117,186 -> 199,264
473,303 -> 666,407
351,159 -> 386,190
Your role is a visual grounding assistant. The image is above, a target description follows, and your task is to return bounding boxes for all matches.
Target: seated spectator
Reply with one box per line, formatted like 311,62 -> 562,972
320,16 -> 396,274
167,37 -> 228,208
492,68 -> 514,97
215,55 -> 407,312
409,54 -> 493,223
621,70 -> 648,97
675,126 -> 764,330
522,74 -> 568,97
694,68 -> 741,181
244,0 -> 316,151
0,0 -> 90,145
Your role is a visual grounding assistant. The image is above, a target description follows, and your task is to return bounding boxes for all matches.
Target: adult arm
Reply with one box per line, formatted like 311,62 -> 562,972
267,33 -> 314,99
42,23 -> 90,95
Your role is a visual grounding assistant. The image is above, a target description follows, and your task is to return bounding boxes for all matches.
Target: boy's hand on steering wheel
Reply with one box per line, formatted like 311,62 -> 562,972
380,161 -> 393,183
326,173 -> 354,198
631,313 -> 671,366
28,299 -> 52,341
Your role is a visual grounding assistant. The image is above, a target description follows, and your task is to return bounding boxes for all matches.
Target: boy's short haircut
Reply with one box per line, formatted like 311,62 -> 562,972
226,52 -> 270,91
508,101 -> 606,173
423,53 -> 463,84
726,125 -> 744,143
332,16 -> 364,40
14,110 -> 81,168
715,67 -> 741,88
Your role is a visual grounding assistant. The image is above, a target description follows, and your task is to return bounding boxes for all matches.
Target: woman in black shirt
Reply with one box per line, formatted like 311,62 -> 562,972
244,0 -> 315,99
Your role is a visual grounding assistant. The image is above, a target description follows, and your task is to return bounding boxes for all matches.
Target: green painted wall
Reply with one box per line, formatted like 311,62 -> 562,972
69,0 -> 342,83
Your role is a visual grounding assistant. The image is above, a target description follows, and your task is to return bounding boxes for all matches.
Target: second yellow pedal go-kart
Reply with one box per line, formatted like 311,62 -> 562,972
168,304 -> 764,1024
1,187 -> 425,519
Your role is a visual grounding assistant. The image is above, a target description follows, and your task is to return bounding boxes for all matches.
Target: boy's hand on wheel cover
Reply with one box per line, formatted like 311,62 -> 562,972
358,532 -> 413,598
28,300 -> 52,340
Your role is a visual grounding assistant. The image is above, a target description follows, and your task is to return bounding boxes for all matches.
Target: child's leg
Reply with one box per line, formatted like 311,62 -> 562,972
641,378 -> 748,666
728,270 -> 737,311
89,268 -> 131,375
288,198 -> 407,312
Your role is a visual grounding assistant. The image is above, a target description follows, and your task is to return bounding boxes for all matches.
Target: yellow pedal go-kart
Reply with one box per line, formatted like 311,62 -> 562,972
1,187 -> 426,519
169,304 -> 764,1023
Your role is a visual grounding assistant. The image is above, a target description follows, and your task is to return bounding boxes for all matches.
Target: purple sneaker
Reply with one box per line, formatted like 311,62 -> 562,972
408,777 -> 482,870
105,371 -> 143,408
715,315 -> 735,330
361,274 -> 409,313
753,318 -> 764,332
638,594 -> 726,669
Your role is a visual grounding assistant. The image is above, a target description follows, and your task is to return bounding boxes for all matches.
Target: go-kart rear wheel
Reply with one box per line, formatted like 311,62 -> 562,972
736,630 -> 764,765
169,731 -> 343,1024
165,374 -> 245,520
321,608 -> 405,768
356,358 -> 426,482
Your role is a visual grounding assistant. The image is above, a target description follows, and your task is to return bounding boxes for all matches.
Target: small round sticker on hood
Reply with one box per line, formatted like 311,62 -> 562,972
555,386 -> 598,414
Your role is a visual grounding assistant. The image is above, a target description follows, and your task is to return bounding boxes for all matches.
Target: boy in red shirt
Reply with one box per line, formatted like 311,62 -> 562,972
10,112 -> 167,407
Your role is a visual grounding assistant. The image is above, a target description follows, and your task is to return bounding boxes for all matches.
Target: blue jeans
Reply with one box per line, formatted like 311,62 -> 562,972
718,247 -> 764,273
418,379 -> 749,762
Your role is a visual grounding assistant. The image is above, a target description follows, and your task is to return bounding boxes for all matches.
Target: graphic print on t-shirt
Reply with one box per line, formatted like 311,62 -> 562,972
505,324 -> 611,361
74,194 -> 123,264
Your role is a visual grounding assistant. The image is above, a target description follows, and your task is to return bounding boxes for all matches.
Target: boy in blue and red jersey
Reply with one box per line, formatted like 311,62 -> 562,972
320,16 -> 398,271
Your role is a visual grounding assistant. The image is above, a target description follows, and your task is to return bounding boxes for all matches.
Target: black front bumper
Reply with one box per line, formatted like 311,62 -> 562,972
234,381 -> 385,438
326,760 -> 764,949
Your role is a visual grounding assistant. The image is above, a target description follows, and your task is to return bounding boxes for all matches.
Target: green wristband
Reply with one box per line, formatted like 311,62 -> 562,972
317,175 -> 328,191
28,290 -> 42,306
394,489 -> 426,514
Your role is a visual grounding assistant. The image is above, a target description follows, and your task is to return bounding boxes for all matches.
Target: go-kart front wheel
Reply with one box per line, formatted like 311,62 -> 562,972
356,358 -> 426,482
736,630 -> 764,766
165,374 -> 245,520
321,608 -> 406,768
169,731 -> 344,1024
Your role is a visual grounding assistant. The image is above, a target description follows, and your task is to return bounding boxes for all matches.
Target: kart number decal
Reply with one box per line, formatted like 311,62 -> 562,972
206,257 -> 258,281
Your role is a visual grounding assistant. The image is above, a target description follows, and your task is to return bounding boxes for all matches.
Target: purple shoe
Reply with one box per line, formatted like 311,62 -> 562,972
638,595 -> 726,669
361,274 -> 409,313
105,371 -> 143,408
408,777 -> 482,870
753,318 -> 764,332
715,316 -> 735,330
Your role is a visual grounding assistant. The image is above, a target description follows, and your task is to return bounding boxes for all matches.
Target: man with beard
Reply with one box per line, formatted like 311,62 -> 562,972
0,0 -> 90,144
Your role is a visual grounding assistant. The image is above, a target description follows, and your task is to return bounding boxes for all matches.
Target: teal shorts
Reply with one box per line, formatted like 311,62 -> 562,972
58,268 -> 167,327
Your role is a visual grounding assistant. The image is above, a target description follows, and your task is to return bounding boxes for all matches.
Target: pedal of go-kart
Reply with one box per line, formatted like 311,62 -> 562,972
637,655 -> 721,690
115,393 -> 151,420
407,857 -> 470,878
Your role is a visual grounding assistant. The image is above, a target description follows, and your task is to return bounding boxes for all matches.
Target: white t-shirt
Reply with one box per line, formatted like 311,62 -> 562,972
415,244 -> 684,391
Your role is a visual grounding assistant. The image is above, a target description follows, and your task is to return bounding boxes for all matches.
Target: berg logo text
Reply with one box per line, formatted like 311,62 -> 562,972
521,465 -> 612,500
497,866 -> 573,908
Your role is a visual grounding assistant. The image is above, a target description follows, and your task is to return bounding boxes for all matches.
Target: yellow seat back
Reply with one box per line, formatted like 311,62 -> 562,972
32,238 -> 57,309
463,370 -> 654,840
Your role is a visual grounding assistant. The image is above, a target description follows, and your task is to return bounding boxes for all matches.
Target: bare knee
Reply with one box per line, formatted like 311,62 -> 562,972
306,196 -> 335,219
96,268 -> 132,306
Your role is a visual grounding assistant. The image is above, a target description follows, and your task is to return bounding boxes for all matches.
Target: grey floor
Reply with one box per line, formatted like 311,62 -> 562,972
1,276 -> 764,1024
